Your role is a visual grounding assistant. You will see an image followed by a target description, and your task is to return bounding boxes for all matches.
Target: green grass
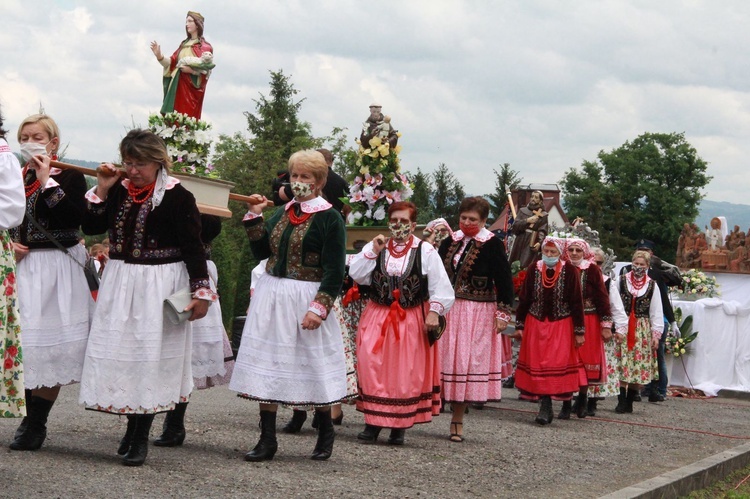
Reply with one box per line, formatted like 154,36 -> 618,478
686,464 -> 750,498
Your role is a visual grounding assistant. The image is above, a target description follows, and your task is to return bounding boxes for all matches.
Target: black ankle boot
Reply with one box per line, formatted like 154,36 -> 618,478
357,424 -> 382,443
626,387 -> 637,413
311,410 -> 334,460
122,414 -> 155,467
536,396 -> 553,425
282,410 -> 307,434
9,395 -> 55,451
586,398 -> 598,417
154,402 -> 188,447
574,389 -> 588,419
245,410 -> 277,462
387,428 -> 406,445
117,415 -> 137,456
13,390 -> 32,440
557,400 -> 572,420
615,387 -> 627,414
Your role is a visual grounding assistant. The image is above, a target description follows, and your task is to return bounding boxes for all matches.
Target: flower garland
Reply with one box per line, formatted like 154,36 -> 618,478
670,268 -> 720,298
148,112 -> 217,178
344,134 -> 414,226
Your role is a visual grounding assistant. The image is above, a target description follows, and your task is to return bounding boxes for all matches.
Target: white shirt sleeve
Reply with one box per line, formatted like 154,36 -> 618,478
0,140 -> 25,230
348,242 -> 378,286
422,243 -> 455,316
609,276 -> 628,335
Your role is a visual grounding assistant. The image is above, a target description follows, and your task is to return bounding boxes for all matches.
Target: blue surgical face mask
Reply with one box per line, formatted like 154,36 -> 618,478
542,255 -> 559,267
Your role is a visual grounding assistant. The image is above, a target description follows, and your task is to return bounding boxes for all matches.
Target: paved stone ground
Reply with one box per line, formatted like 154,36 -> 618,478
1,385 -> 749,498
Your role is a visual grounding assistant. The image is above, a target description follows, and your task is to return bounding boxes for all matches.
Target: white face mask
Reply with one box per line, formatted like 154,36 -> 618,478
20,142 -> 50,163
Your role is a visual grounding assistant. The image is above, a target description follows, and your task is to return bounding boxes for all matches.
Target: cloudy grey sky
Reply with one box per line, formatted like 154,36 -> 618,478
2,0 -> 749,203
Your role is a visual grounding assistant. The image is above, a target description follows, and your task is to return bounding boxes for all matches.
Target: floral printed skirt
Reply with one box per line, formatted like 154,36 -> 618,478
615,317 -> 658,385
588,337 -> 620,399
0,230 -> 24,418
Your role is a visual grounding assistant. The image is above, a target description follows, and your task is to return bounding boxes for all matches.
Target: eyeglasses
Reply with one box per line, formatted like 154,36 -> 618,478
122,161 -> 153,170
595,260 -> 604,266
568,248 -> 584,253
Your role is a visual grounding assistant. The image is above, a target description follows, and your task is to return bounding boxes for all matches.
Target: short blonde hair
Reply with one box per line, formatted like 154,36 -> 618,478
288,149 -> 328,187
632,249 -> 651,265
17,114 -> 61,155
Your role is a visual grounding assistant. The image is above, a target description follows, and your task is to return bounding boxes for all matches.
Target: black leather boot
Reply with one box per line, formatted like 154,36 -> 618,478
574,389 -> 588,419
244,410 -> 277,462
387,428 -> 406,445
557,400 -> 572,420
536,396 -> 553,425
311,410 -> 334,460
9,395 -> 55,451
626,387 -> 637,413
122,414 -> 155,466
154,402 -> 188,447
586,398 -> 598,417
357,424 -> 382,443
282,410 -> 307,434
13,390 -> 32,440
615,387 -> 627,414
117,415 -> 137,456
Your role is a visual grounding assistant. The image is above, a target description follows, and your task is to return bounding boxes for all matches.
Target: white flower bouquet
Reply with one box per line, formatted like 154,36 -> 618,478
671,268 -> 720,298
344,134 -> 413,226
148,112 -> 217,177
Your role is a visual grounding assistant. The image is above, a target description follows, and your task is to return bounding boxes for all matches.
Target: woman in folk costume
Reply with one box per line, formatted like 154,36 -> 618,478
436,197 -> 514,442
151,11 -> 213,119
9,114 -> 92,451
610,250 -> 663,414
586,247 -> 627,415
0,106 -> 26,419
153,214 -> 235,448
229,149 -> 347,462
79,129 -> 214,466
514,235 -> 587,425
560,238 -> 613,419
349,201 -> 454,445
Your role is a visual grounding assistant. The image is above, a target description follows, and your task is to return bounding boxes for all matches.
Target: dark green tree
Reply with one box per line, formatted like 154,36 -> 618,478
406,167 -> 434,224
487,163 -> 522,222
431,163 -> 466,228
560,132 -> 712,262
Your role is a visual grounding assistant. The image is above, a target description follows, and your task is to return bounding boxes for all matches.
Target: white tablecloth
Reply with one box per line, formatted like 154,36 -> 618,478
668,297 -> 750,395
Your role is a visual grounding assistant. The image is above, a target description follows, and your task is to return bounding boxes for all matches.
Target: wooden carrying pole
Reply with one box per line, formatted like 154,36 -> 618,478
49,160 -> 272,207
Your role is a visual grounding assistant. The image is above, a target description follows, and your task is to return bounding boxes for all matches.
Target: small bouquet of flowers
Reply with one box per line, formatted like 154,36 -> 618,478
510,260 -> 527,297
344,134 -> 413,226
148,112 -> 217,177
177,52 -> 215,75
671,269 -> 720,298
666,307 -> 699,357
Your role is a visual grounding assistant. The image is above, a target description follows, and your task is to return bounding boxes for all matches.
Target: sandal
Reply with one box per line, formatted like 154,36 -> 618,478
449,422 -> 464,443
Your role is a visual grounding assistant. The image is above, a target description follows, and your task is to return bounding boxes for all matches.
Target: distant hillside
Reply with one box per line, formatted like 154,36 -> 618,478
696,199 -> 750,231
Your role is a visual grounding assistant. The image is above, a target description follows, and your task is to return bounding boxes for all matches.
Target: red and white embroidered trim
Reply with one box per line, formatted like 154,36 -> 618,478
193,287 -> 218,302
308,301 -> 328,319
242,211 -> 262,222
429,301 -> 444,315
495,310 -> 511,322
85,187 -> 104,204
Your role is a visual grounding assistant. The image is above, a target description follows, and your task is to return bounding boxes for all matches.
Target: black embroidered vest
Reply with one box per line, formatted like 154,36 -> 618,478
619,278 -> 655,318
369,241 -> 428,309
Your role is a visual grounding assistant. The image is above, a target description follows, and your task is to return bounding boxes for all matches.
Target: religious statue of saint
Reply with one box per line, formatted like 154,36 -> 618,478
508,190 -> 548,269
360,103 -> 398,148
150,11 -> 214,119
